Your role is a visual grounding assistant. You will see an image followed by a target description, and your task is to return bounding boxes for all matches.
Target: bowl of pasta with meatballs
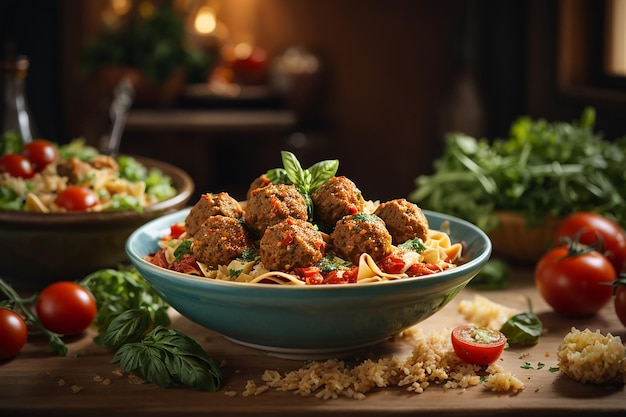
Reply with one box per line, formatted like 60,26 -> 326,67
0,138 -> 194,288
126,152 -> 491,358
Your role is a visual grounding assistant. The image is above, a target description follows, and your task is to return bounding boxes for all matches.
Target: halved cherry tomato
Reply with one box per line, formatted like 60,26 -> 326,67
535,244 -> 615,317
451,325 -> 507,365
23,139 -> 59,171
55,186 -> 99,211
0,153 -> 35,178
554,212 -> 626,275
36,281 -> 97,336
0,308 -> 28,360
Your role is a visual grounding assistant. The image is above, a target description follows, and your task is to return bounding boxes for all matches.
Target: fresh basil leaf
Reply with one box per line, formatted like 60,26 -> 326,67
112,326 -> 222,391
500,311 -> 542,346
174,240 -> 192,262
308,159 -> 339,192
96,309 -> 153,350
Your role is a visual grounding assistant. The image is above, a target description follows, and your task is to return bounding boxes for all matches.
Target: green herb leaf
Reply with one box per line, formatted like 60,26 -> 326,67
112,326 -> 222,391
80,266 -> 170,333
397,238 -> 427,253
174,240 -> 192,262
500,299 -> 542,346
96,309 -> 154,350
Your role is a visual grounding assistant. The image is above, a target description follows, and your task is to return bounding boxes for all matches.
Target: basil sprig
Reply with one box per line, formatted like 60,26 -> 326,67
112,326 -> 222,391
266,151 -> 339,220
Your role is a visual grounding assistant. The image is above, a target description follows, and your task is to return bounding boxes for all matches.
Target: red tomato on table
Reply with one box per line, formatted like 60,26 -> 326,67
0,308 -> 28,359
535,244 -> 615,317
36,282 -> 97,336
554,212 -> 626,274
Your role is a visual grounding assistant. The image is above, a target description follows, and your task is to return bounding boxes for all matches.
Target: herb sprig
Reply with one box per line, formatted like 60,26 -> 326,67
409,107 -> 626,232
266,151 -> 339,220
80,267 -> 223,391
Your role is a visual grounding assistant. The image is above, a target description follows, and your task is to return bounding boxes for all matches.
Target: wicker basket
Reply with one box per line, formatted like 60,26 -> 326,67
487,211 -> 561,265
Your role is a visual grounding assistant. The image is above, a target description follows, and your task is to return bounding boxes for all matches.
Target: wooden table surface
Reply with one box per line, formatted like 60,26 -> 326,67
1,266 -> 624,417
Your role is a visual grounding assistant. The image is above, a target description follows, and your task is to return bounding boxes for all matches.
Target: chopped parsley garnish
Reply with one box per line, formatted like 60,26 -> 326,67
317,253 -> 352,273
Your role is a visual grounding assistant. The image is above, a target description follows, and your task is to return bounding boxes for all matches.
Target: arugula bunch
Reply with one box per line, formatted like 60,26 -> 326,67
409,107 -> 626,232
265,151 -> 339,220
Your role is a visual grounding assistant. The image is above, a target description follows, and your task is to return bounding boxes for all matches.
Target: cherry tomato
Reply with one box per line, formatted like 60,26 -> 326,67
615,285 -> 626,327
554,212 -> 626,274
36,281 -> 97,336
23,139 -> 59,171
0,308 -> 28,360
55,186 -> 99,211
451,325 -> 507,365
535,245 -> 615,317
0,153 -> 35,178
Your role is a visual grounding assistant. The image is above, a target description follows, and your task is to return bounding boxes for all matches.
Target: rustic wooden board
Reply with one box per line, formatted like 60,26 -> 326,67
1,266 -> 624,416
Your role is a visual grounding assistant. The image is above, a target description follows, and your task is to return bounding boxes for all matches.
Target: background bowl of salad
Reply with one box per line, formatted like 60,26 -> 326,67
0,139 -> 194,289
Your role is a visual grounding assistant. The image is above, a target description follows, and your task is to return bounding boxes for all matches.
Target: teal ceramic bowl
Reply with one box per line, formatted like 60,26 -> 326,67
126,208 -> 491,359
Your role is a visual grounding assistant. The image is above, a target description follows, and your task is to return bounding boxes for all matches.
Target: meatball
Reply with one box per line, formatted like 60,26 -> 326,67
185,192 -> 244,237
192,215 -> 252,269
311,176 -> 365,227
331,213 -> 393,263
374,199 -> 429,244
259,217 -> 326,271
244,183 -> 308,239
246,173 -> 272,201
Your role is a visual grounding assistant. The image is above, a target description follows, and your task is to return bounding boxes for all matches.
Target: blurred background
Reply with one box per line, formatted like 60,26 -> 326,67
1,0 -> 624,202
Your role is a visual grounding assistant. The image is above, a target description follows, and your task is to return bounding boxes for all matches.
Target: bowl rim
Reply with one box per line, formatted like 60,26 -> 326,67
0,155 -> 194,227
126,207 -> 492,292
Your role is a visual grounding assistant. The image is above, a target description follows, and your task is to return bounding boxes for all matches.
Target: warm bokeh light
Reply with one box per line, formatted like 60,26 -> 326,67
111,0 -> 131,16
194,6 -> 217,34
233,42 -> 253,60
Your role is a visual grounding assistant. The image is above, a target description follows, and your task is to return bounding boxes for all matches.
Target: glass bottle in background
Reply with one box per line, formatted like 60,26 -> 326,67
1,54 -> 37,150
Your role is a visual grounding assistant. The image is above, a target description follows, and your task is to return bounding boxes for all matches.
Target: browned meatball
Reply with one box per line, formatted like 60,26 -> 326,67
192,215 -> 252,269
246,173 -> 272,201
244,184 -> 308,239
374,199 -> 429,244
330,213 -> 393,263
259,217 -> 326,271
185,192 -> 244,237
311,176 -> 365,226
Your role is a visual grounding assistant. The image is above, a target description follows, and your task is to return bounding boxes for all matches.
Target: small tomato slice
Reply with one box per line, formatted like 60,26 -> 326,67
451,325 -> 507,366
36,281 -> 97,336
0,308 -> 28,360
55,186 -> 99,211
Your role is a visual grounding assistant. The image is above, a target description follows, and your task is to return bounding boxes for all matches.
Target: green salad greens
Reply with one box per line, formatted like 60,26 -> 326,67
409,107 -> 626,232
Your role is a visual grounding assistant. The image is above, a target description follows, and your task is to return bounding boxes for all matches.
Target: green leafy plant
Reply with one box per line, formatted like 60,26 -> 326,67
499,298 -> 542,346
410,107 -> 626,232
